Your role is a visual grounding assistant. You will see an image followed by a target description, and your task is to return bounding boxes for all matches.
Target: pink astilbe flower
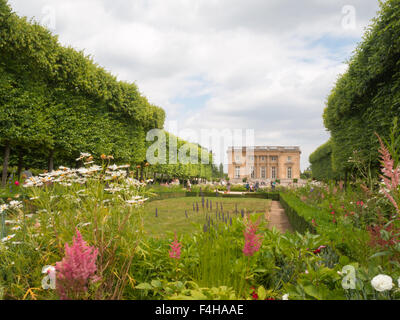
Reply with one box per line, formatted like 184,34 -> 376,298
169,233 -> 182,260
243,219 -> 263,257
376,134 -> 400,215
55,229 -> 99,300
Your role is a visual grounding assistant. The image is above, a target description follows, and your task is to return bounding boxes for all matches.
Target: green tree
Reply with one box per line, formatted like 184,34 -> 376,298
322,0 -> 400,178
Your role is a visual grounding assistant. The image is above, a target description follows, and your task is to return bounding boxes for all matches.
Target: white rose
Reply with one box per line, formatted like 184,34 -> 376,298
398,277 -> 400,288
371,275 -> 393,292
282,294 -> 289,300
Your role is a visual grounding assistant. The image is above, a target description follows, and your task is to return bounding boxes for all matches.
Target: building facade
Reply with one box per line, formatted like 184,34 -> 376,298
227,146 -> 301,183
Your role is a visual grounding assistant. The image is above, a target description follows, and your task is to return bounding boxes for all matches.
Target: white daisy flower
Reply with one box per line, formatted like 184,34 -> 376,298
1,234 -> 16,243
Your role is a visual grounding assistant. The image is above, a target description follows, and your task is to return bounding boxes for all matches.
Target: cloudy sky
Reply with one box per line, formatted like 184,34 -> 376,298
8,0 -> 380,170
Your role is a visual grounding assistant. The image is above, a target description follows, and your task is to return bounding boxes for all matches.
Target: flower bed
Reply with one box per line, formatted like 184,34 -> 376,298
2,152 -> 400,300
279,192 -> 372,263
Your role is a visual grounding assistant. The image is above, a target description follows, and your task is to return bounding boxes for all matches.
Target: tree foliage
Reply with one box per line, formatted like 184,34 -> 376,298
0,0 -> 215,182
319,0 -> 400,179
309,140 -> 340,181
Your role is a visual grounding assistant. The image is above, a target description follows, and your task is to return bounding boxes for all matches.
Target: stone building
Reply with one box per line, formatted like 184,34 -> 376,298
227,146 -> 301,183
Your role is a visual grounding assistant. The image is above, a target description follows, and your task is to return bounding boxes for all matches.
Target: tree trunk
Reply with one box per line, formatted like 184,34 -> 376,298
1,143 -> 10,188
140,167 -> 144,182
48,152 -> 54,172
17,152 -> 23,179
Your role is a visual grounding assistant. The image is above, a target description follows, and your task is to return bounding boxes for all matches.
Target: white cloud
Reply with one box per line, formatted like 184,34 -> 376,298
8,0 -> 380,170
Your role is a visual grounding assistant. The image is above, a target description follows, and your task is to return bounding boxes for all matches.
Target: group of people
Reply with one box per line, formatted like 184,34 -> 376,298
245,181 -> 260,192
244,180 -> 278,192
183,179 -> 279,193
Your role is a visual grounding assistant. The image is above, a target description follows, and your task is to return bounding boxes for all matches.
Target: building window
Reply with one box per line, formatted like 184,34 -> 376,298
248,155 -> 254,162
271,166 -> 276,179
261,167 -> 266,179
235,166 -> 240,179
271,156 -> 277,161
287,167 -> 292,179
235,155 -> 240,163
250,166 -> 255,179
261,156 -> 265,161
287,156 -> 292,161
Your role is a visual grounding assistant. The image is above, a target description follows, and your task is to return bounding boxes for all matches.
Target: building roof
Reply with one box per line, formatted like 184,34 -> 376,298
227,146 -> 301,152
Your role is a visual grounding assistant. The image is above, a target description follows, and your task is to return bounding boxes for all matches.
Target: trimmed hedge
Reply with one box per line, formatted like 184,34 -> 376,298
148,192 -> 187,202
323,0 -> 400,176
279,193 -> 317,234
309,140 -> 341,181
279,192 -> 372,262
252,192 -> 280,201
185,191 -> 280,201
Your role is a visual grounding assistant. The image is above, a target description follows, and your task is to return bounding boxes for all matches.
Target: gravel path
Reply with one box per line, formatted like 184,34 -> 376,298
266,200 -> 293,233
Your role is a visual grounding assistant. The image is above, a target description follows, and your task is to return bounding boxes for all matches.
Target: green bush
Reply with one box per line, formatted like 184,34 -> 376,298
230,185 -> 246,192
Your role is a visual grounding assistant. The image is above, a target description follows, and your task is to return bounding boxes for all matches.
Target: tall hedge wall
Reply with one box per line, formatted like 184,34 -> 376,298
322,0 -> 400,177
309,140 -> 341,181
0,0 -> 216,183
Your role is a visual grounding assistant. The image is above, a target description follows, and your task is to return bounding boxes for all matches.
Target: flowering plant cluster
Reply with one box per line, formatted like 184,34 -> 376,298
55,229 -> 99,300
169,233 -> 182,260
22,153 -> 148,206
243,218 -> 263,257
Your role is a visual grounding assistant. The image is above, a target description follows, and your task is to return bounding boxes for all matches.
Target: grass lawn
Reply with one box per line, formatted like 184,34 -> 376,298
141,196 -> 271,238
